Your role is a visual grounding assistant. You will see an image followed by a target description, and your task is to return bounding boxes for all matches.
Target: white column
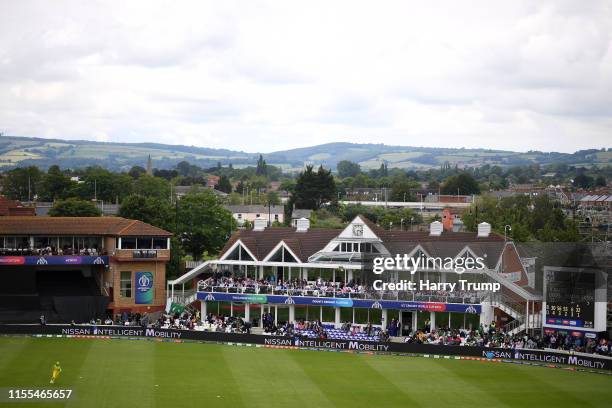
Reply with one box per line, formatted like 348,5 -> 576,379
348,270 -> 354,282
479,300 -> 494,327
430,311 -> 436,331
258,265 -> 264,279
274,306 -> 278,326
200,301 -> 207,319
288,266 -> 292,281
381,309 -> 387,329
245,303 -> 250,323
260,306 -> 264,328
334,307 -> 341,328
398,310 -> 403,330
411,311 -> 417,332
289,305 -> 295,324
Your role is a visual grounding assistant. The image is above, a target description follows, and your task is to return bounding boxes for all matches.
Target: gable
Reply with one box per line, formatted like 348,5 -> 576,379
337,216 -> 382,240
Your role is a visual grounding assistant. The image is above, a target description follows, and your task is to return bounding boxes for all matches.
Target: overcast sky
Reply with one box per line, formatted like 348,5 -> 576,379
1,0 -> 611,153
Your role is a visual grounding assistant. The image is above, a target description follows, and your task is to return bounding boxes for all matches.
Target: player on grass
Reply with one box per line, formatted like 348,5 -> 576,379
50,361 -> 62,384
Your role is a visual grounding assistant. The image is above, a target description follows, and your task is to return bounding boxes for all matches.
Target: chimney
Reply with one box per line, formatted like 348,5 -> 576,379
296,217 -> 310,232
429,220 -> 443,236
253,218 -> 267,231
477,222 -> 491,237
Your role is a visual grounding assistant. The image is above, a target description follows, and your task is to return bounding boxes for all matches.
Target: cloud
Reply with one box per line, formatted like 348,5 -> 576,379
0,0 -> 611,153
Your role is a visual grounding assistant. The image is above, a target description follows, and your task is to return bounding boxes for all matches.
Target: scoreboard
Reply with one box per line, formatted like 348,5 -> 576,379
544,269 -> 595,329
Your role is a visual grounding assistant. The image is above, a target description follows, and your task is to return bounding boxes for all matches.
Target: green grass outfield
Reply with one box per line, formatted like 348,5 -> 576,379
0,337 -> 610,408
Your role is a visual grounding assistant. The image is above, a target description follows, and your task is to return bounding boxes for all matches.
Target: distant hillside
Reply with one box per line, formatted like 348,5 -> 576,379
0,135 -> 609,172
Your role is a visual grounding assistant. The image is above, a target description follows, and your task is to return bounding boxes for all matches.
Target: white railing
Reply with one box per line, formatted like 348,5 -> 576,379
186,260 -> 204,269
169,290 -> 197,306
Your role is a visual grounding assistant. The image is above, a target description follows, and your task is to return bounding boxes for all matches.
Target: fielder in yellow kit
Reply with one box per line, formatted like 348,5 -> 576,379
50,361 -> 62,384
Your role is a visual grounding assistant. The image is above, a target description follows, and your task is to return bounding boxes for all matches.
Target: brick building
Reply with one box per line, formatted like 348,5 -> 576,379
0,217 -> 171,322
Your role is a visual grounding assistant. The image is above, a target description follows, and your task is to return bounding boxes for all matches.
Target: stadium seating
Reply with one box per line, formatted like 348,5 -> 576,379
295,327 -> 380,342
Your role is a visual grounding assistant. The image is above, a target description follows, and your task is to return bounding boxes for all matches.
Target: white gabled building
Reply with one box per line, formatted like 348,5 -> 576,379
169,216 -> 542,334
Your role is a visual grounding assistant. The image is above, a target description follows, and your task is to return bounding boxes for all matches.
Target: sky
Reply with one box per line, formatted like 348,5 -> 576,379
0,0 -> 611,154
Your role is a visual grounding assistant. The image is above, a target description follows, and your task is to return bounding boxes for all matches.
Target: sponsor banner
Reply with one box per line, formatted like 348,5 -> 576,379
197,292 -> 480,314
0,324 -> 609,370
0,256 -> 108,266
135,272 -> 154,305
546,317 -> 585,327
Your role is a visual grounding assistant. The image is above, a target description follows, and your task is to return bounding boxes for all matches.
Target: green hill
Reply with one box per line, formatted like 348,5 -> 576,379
0,135 -> 609,171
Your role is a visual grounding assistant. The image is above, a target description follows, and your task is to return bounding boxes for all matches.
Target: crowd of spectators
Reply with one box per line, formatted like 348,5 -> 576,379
262,317 -> 385,342
402,323 -> 612,357
199,275 -> 481,303
200,275 -> 369,297
0,246 -> 104,256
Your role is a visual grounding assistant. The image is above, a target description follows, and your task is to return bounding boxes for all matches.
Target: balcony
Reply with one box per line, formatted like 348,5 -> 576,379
112,249 -> 170,261
196,284 -> 484,304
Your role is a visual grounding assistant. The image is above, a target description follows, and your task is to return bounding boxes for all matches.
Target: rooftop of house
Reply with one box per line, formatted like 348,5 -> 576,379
219,215 -> 504,266
291,209 -> 313,219
0,196 -> 36,217
225,204 -> 284,214
0,216 -> 172,237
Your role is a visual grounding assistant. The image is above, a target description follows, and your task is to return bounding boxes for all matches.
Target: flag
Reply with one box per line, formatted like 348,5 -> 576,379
169,303 -> 185,314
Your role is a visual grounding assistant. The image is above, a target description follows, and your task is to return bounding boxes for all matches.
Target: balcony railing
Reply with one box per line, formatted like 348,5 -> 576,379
196,284 -> 484,304
113,249 -> 170,261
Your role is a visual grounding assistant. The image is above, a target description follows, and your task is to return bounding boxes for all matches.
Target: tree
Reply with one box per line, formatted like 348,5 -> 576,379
573,173 -> 593,189
462,194 -> 579,242
176,161 -> 201,177
389,175 -> 419,201
119,195 -> 173,230
48,198 -> 101,217
39,165 -> 73,201
128,166 -> 146,179
594,175 -> 606,187
441,173 -> 480,195
266,191 -> 280,205
216,175 -> 232,194
70,167 -> 133,203
336,160 -> 361,178
235,180 -> 246,194
255,154 -> 268,176
293,165 -> 336,210
134,175 -> 170,199
0,166 -> 42,201
176,191 -> 235,260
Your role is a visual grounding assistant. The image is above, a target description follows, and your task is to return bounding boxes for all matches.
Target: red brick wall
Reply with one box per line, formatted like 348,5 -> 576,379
107,260 -> 167,313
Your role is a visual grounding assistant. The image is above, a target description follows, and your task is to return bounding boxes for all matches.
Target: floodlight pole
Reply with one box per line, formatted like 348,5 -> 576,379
504,225 -> 512,242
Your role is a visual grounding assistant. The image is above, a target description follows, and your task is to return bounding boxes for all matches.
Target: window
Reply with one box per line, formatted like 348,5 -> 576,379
120,272 -> 132,298
152,238 -> 167,249
256,214 -> 260,218
136,237 -> 152,249
121,237 -> 136,249
237,214 -> 242,219
3,236 -> 29,249
274,214 -> 279,221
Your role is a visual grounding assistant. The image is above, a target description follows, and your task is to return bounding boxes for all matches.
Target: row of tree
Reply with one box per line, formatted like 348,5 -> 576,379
462,195 -> 580,242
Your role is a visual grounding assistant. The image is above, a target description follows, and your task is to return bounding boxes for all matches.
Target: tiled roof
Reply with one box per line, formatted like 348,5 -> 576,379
225,205 -> 284,214
291,209 -> 313,219
220,215 -> 505,263
220,227 -> 339,262
0,216 -> 172,236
